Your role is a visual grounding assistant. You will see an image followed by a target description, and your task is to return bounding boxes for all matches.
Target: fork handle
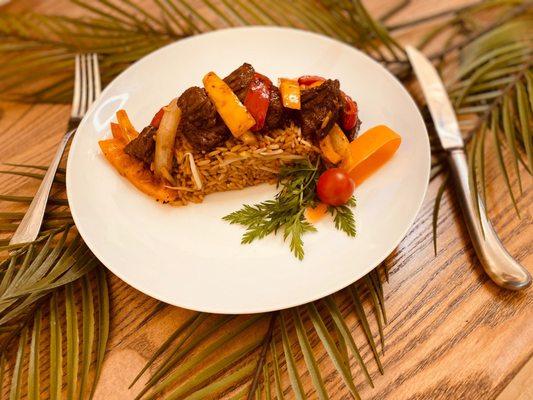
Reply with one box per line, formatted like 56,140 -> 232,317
9,129 -> 76,245
448,149 -> 531,290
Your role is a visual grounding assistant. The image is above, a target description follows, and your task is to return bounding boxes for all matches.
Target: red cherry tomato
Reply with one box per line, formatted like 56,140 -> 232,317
341,92 -> 358,132
150,107 -> 165,128
298,75 -> 325,86
316,168 -> 355,206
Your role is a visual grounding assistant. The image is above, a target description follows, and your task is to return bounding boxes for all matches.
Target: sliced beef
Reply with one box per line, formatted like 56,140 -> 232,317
300,79 -> 342,141
263,85 -> 285,131
177,86 -> 230,151
124,125 -> 156,164
223,63 -> 255,102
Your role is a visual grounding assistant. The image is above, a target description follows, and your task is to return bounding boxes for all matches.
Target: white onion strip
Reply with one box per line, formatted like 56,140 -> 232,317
185,152 -> 203,190
154,99 -> 181,183
219,156 -> 247,167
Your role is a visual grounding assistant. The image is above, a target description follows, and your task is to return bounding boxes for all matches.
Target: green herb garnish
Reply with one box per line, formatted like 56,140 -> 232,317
328,197 -> 357,237
223,160 -> 357,260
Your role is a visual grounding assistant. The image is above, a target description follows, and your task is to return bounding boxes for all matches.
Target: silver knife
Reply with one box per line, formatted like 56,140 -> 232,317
406,46 -> 531,290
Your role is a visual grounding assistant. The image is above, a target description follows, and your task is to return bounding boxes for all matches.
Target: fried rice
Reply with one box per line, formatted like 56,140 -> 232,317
166,124 -> 320,205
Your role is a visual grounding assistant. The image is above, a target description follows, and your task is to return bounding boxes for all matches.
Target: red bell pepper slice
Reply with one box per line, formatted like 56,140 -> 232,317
244,73 -> 272,132
298,75 -> 325,86
341,92 -> 358,132
150,107 -> 165,128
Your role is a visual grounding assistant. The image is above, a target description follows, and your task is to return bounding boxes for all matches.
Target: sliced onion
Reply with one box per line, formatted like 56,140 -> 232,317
185,152 -> 203,190
298,138 -> 313,147
259,149 -> 284,156
154,99 -> 181,183
219,156 -> 247,167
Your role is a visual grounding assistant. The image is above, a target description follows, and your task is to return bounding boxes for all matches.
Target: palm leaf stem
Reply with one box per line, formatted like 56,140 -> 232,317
246,312 -> 278,400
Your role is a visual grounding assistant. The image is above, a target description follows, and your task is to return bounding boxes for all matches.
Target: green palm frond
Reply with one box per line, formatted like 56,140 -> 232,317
130,276 -> 385,399
0,0 -> 400,103
0,266 -> 109,399
0,165 -> 109,399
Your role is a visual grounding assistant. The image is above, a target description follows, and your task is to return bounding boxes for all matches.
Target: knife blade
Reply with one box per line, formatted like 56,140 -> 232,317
405,46 -> 463,150
405,45 -> 531,291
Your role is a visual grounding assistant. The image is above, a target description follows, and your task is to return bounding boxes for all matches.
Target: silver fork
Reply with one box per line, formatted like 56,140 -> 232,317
9,54 -> 101,245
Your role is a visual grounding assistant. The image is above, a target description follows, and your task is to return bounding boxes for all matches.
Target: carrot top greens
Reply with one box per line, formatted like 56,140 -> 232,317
223,160 -> 356,259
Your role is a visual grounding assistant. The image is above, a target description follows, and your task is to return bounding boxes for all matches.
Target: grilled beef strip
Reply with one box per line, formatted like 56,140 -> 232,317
300,79 -> 343,141
177,86 -> 230,151
223,63 -> 255,102
124,125 -> 156,164
263,85 -> 285,132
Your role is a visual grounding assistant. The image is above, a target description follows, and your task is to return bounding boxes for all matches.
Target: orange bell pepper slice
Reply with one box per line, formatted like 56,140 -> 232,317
116,109 -> 139,143
99,138 -> 178,203
110,122 -> 128,143
341,125 -> 401,186
306,202 -> 328,223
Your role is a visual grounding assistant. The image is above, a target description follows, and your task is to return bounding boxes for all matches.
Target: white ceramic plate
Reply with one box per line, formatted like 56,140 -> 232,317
67,27 -> 430,314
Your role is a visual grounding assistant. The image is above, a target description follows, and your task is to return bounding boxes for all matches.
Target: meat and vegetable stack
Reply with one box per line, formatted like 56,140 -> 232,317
99,63 -> 363,205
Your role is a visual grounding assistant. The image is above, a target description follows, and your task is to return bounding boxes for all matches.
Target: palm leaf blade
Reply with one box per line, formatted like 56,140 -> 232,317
49,293 -> 62,400
280,312 -> 305,400
8,327 -> 27,400
307,303 -> 360,400
65,283 -> 79,400
27,308 -> 41,400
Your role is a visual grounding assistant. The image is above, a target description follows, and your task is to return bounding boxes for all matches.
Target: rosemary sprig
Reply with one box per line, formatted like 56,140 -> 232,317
223,160 -> 357,259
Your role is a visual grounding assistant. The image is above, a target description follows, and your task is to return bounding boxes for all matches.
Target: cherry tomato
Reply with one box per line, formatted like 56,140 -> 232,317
150,107 -> 165,128
341,92 -> 358,132
316,168 -> 355,206
298,75 -> 325,86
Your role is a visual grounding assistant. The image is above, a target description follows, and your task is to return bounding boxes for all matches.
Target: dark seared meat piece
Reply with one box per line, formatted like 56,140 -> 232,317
177,86 -> 230,151
263,85 -> 285,131
300,79 -> 342,141
124,125 -> 156,164
223,63 -> 255,102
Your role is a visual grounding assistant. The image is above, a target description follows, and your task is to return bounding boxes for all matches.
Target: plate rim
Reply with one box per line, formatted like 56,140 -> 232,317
67,26 -> 431,314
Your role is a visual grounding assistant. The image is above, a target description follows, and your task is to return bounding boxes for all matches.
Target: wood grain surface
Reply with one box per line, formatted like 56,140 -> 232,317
0,1 -> 531,399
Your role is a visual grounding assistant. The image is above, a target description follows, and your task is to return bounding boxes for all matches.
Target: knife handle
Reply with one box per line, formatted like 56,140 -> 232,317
447,149 -> 531,290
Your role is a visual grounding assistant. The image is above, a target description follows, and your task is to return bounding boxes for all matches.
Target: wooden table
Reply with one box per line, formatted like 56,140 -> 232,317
1,1 -> 531,399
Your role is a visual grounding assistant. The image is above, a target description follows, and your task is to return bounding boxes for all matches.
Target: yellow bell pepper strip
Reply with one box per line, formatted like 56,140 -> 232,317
319,124 -> 350,164
279,78 -> 301,109
341,125 -> 401,186
203,71 -> 256,139
116,109 -> 138,142
98,138 -> 178,203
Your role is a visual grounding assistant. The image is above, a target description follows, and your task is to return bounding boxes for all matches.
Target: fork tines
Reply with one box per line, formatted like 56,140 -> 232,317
71,54 -> 101,119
